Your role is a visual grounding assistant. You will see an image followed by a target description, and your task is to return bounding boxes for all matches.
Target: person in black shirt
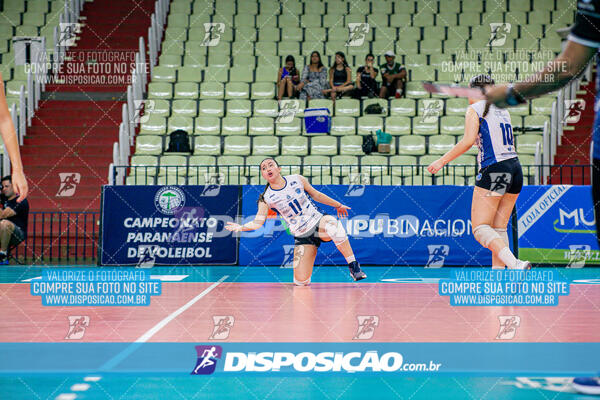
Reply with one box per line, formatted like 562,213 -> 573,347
323,51 -> 354,102
0,175 -> 28,263
354,53 -> 379,99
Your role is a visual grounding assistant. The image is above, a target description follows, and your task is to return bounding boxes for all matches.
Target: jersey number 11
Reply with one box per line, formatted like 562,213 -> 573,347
288,199 -> 302,214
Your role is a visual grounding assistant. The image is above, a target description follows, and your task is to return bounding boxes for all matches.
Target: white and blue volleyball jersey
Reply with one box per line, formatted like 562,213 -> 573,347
568,0 -> 600,160
470,100 -> 518,169
263,175 -> 323,236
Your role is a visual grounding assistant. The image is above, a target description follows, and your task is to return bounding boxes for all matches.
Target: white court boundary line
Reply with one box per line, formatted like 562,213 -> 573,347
100,275 -> 228,371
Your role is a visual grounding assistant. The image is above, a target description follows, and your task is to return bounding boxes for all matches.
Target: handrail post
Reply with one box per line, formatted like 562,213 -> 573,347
139,36 -> 147,89
18,86 -> 26,138
26,73 -> 33,127
543,120 -> 550,184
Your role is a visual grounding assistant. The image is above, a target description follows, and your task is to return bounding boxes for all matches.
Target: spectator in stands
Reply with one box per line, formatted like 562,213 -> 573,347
0,175 -> 29,264
323,51 -> 354,102
354,53 -> 379,99
298,51 -> 328,101
379,51 -> 406,99
277,55 -> 301,101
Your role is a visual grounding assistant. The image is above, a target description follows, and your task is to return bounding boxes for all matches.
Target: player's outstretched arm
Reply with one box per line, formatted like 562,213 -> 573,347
225,201 -> 269,232
299,175 -> 350,218
428,107 -> 478,174
0,75 -> 27,201
485,40 -> 597,108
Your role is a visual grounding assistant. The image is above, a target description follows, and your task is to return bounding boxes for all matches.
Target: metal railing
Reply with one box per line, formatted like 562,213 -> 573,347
112,164 -> 592,186
11,211 -> 99,263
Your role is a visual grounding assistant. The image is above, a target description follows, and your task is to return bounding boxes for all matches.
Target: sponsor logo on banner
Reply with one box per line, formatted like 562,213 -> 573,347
489,23 -> 511,46
426,245 -> 449,268
56,173 -> 81,197
239,186 -> 493,266
209,316 -> 234,340
353,315 -> 379,339
496,315 -> 520,340
563,100 -> 586,124
202,23 -> 225,46
346,23 -> 370,46
154,186 -> 186,215
554,207 -> 596,234
192,345 -> 222,375
517,186 -> 570,238
65,316 -> 90,339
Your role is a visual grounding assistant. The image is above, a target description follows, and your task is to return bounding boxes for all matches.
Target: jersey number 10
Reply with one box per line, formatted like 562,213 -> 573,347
500,123 -> 514,146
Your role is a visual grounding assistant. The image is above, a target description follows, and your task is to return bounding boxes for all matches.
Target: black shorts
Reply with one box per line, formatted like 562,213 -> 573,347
9,224 -> 25,247
475,157 -> 523,194
294,215 -> 326,248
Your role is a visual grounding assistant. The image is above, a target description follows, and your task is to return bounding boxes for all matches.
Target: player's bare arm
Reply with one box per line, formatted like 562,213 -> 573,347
428,107 -> 479,174
299,175 -> 350,218
225,201 -> 269,232
485,41 -> 597,107
0,75 -> 28,201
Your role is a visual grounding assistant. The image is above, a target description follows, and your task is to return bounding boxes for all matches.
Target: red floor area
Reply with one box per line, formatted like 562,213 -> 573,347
1,282 -> 599,343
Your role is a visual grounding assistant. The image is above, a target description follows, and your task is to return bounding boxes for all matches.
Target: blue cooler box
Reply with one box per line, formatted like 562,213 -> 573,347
304,107 -> 331,134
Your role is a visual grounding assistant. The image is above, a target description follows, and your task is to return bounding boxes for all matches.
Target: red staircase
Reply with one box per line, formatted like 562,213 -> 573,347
25,0 -> 154,212
19,0 -> 154,261
550,80 -> 596,185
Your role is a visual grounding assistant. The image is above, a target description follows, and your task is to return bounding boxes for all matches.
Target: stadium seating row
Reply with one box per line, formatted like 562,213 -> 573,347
133,133 -> 542,156
138,114 -> 549,136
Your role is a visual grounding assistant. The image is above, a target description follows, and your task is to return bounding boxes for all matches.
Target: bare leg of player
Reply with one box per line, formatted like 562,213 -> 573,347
471,187 -> 529,269
318,215 -> 366,281
491,193 -> 519,268
293,244 -> 317,286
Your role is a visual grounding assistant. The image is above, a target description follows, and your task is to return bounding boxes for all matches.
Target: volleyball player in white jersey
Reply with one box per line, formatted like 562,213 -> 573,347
225,158 -> 367,284
427,75 -> 531,270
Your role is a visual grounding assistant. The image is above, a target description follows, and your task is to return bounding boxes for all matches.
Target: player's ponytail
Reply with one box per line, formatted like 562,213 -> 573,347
258,183 -> 269,204
469,74 -> 495,118
257,158 -> 279,204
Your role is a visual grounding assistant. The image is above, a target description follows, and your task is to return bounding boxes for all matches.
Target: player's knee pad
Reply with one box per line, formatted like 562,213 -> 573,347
494,227 -> 509,246
324,219 -> 348,245
473,224 -> 502,248
293,276 -> 311,286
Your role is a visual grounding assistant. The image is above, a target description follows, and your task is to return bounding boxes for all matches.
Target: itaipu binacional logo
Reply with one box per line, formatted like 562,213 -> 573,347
154,186 -> 186,215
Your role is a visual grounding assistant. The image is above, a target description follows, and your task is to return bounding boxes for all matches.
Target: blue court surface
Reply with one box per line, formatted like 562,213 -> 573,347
1,266 -> 599,399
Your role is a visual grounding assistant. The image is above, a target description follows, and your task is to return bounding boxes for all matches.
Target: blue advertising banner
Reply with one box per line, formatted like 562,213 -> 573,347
1,342 -> 598,375
239,185 -> 512,266
516,185 -> 599,265
100,185 -> 239,265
